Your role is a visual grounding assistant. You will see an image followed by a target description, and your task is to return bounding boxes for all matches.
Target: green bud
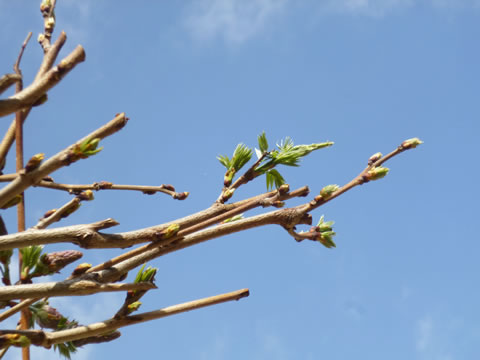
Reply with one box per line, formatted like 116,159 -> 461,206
221,188 -> 235,202
157,224 -> 180,240
320,184 -> 339,199
318,234 -> 336,249
127,301 -> 142,314
5,334 -> 31,348
365,166 -> 389,181
401,138 -> 423,149
221,214 -> 244,224
224,168 -> 236,187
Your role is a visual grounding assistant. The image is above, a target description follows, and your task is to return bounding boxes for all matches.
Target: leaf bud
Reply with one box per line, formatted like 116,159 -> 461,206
126,301 -> 142,314
221,188 -> 235,202
278,183 -> 290,195
173,192 -> 189,200
401,137 -> 423,149
71,262 -> 92,276
77,190 -> 94,201
365,166 -> 389,181
368,152 -> 382,165
320,184 -> 339,199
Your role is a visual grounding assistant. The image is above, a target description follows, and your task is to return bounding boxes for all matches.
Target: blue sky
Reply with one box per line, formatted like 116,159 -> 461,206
0,1 -> 479,359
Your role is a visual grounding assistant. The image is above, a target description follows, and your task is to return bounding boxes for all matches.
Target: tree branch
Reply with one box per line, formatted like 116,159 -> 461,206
0,113 -> 128,208
0,279 -> 156,301
0,74 -> 22,96
43,288 -> 249,347
0,45 -> 85,118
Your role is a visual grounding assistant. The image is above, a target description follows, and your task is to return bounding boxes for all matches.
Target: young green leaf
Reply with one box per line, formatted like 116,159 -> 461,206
255,137 -> 334,174
265,169 -> 286,190
231,143 -> 252,172
257,131 -> 269,153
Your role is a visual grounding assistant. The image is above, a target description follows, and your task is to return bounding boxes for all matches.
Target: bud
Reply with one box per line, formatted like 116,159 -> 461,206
33,250 -> 83,276
2,334 -> 30,348
162,184 -> 175,192
127,301 -> 142,314
41,208 -> 57,219
278,183 -> 290,195
272,201 -> 285,208
368,152 -> 382,165
31,301 -> 63,329
401,138 -> 423,149
71,262 -> 92,276
173,192 -> 189,200
97,181 -> 113,189
318,233 -> 336,248
156,224 -> 180,240
320,184 -> 339,199
77,190 -> 94,201
221,188 -> 235,202
365,166 -> 389,181
223,168 -> 236,187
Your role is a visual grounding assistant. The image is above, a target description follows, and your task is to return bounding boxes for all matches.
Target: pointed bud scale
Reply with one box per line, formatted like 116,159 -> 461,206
77,190 -> 94,201
24,153 -> 44,172
320,184 -> 339,199
272,201 -> 285,208
41,208 -> 57,219
365,166 -> 389,181
368,152 -> 382,165
71,263 -> 92,276
401,137 -> 423,149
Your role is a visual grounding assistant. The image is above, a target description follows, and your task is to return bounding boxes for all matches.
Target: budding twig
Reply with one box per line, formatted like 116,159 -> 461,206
0,45 -> 85,118
0,113 -> 128,209
0,279 -> 156,301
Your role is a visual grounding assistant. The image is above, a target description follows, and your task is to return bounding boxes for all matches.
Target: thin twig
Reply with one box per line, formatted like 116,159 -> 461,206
0,74 -> 22,96
42,288 -> 249,346
0,113 -> 128,208
0,32 -> 67,171
0,45 -> 85,118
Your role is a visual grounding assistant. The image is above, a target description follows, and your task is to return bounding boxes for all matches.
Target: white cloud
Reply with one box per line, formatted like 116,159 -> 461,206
184,0 -> 288,45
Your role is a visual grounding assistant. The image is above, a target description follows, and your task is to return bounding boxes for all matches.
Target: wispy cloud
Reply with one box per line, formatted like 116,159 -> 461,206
184,0 -> 288,45
415,314 -> 454,360
321,0 -> 414,17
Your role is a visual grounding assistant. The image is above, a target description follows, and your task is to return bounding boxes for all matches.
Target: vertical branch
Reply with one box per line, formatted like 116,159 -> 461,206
13,32 -> 32,360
